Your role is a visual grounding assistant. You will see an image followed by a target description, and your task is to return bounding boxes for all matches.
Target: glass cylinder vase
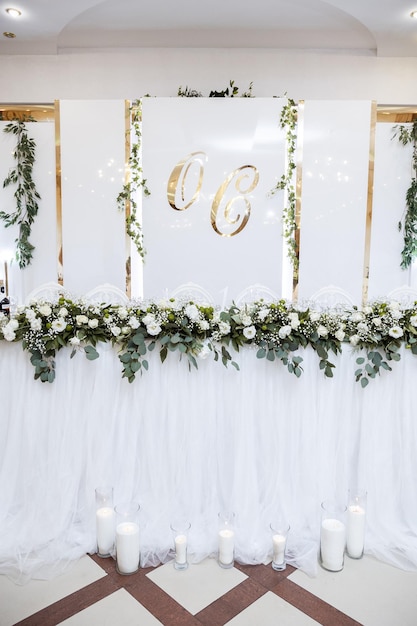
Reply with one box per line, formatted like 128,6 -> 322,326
170,520 -> 191,570
95,486 -> 115,558
320,500 -> 346,572
218,511 -> 235,569
115,502 -> 140,575
346,490 -> 367,559
270,521 -> 290,571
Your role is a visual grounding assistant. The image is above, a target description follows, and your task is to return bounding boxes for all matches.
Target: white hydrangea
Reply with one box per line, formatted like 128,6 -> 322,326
142,313 -> 156,326
350,311 -> 364,323
357,322 -> 369,334
118,307 -> 128,320
58,307 -> 68,317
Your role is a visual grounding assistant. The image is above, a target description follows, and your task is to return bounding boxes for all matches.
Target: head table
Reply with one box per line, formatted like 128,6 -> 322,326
0,340 -> 417,584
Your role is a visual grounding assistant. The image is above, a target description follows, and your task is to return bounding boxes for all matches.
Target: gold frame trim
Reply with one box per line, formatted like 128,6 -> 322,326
293,100 -> 305,302
362,101 -> 377,306
54,100 -> 64,285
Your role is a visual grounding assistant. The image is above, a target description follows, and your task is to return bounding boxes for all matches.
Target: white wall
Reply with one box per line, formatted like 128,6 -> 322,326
0,49 -> 416,103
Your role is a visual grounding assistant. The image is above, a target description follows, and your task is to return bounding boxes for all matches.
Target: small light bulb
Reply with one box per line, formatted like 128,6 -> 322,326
5,8 -> 22,18
411,10 -> 417,18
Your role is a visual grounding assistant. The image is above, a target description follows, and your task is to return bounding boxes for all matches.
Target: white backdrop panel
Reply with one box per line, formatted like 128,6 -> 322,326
297,101 -> 373,305
368,123 -> 413,299
60,100 -> 126,295
0,121 -> 56,303
141,98 -> 286,304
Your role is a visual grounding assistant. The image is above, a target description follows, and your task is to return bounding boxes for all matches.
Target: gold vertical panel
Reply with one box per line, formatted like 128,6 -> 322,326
293,100 -> 305,302
54,100 -> 64,285
124,100 -> 131,298
362,101 -> 377,306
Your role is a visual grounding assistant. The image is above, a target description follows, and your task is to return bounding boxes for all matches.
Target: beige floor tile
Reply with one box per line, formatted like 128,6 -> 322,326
289,555 -> 417,626
225,591 -> 321,626
0,556 -> 107,626
57,588 -> 163,625
146,557 -> 247,615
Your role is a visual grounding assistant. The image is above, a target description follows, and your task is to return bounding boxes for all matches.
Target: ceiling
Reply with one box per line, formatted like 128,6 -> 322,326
1,0 -> 417,56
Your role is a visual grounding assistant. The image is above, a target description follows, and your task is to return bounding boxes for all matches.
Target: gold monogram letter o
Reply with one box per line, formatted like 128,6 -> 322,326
167,152 -> 207,211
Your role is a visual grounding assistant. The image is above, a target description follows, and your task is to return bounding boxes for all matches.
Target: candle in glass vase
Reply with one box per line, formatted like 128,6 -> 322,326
346,490 -> 367,559
320,501 -> 346,572
218,528 -> 234,565
96,506 -> 115,557
116,521 -> 140,574
115,502 -> 140,575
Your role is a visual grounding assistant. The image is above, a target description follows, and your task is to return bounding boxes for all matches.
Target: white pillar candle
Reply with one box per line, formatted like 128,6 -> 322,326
116,522 -> 140,574
272,534 -> 286,566
96,506 -> 115,555
218,528 -> 234,565
174,534 -> 187,565
347,504 -> 366,558
320,518 -> 346,571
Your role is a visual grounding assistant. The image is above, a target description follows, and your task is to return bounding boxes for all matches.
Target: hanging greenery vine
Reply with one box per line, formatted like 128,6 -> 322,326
0,117 -> 41,268
269,98 -> 298,274
116,99 -> 150,260
393,120 -> 417,269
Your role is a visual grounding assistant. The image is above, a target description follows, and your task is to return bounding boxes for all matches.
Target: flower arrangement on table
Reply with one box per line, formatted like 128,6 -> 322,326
1,296 -> 417,387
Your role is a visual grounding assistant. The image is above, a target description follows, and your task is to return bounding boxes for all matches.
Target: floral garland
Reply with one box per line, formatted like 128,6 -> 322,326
393,121 -> 417,269
0,118 -> 41,268
116,99 -> 150,260
1,296 -> 417,388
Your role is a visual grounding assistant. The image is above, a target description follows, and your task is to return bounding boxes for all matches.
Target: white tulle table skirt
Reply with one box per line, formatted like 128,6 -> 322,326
1,341 -> 417,583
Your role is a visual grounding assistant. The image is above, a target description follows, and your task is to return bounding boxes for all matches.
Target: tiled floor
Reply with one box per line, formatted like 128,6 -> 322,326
2,553 -> 417,626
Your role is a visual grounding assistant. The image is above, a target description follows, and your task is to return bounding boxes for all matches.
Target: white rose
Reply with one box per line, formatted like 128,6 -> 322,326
310,311 -> 321,322
7,318 -> 19,331
2,328 -> 16,341
350,311 -> 364,323
58,307 -> 68,317
142,313 -> 155,326
111,326 -> 122,337
278,325 -> 292,339
118,307 -> 128,320
257,308 -> 270,321
147,322 -> 162,336
372,317 -> 382,327
185,304 -> 200,321
388,326 -> 403,339
51,318 -> 67,332
76,315 -> 89,325
410,315 -> 417,327
363,306 -> 373,315
128,316 -> 140,329
69,336 -> 80,346
243,325 -> 256,339
317,324 -> 328,338
289,313 -> 300,329
240,313 -> 253,327
357,322 -> 369,334
390,309 -> 403,320
30,318 -> 42,331
88,318 -> 99,328
335,328 -> 345,342
38,304 -> 52,317
25,308 -> 36,321
349,334 -> 360,346
218,321 -> 231,335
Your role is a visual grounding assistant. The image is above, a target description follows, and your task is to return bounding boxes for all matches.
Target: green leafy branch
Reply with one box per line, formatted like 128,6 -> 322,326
178,80 -> 254,98
270,98 -> 298,274
354,346 -> 399,388
116,99 -> 150,260
0,118 -> 41,268
393,121 -> 417,269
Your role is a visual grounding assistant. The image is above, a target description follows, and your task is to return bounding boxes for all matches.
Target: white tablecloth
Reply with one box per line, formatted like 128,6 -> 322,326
1,341 -> 417,583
